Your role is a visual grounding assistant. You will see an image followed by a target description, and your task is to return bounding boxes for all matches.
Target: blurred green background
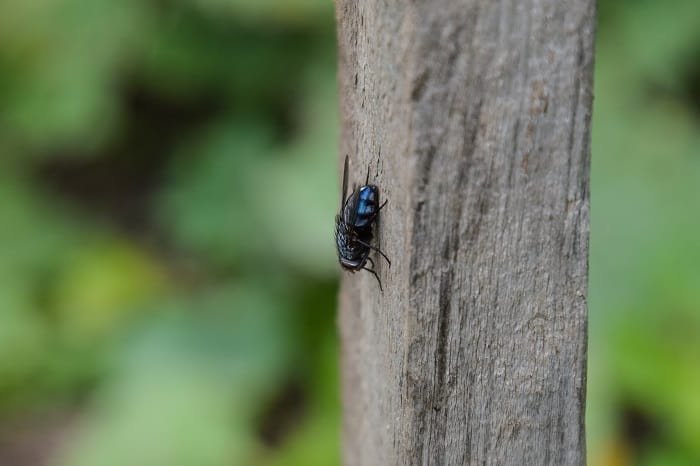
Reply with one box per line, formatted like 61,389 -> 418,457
0,0 -> 697,465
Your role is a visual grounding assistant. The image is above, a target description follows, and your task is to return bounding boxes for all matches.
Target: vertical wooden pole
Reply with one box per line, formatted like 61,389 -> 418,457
337,1 -> 595,464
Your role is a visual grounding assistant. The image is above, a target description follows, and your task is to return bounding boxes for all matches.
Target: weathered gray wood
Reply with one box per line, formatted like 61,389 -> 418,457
336,0 -> 594,464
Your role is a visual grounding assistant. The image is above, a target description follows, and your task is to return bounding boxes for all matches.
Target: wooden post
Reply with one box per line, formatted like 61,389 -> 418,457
336,0 -> 595,464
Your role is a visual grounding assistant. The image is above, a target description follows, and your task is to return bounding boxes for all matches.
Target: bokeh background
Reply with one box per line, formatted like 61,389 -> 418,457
0,0 -> 697,465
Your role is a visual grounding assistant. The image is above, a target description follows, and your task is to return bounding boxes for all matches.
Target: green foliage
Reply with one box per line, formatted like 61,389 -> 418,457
588,0 -> 700,464
0,0 -> 339,464
0,0 -> 698,464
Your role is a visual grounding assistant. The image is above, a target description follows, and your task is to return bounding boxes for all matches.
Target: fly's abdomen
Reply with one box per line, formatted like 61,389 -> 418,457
353,185 -> 378,228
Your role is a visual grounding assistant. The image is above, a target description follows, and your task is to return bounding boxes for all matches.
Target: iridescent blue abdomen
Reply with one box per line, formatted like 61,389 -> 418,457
353,185 -> 378,229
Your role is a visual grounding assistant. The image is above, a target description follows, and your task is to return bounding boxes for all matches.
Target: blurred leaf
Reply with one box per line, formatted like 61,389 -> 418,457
53,282 -> 296,466
0,0 -> 153,151
157,120 -> 276,268
181,0 -> 333,25
587,1 -> 700,462
158,57 -> 339,276
51,240 -> 167,343
260,334 -> 340,466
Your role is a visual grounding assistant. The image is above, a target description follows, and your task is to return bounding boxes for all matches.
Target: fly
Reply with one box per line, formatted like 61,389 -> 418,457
335,155 -> 390,290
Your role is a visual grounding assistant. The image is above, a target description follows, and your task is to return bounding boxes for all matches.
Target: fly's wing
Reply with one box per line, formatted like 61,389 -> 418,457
340,155 -> 361,226
340,155 -> 349,210
344,185 -> 361,226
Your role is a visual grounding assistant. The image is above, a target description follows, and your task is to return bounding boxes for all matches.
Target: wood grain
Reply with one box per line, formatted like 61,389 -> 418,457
336,1 -> 595,464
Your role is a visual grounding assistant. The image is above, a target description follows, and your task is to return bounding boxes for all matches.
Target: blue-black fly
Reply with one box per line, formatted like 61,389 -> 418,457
335,155 -> 390,290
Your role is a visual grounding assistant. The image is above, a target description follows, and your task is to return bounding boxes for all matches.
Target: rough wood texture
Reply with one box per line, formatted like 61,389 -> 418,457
336,0 -> 595,464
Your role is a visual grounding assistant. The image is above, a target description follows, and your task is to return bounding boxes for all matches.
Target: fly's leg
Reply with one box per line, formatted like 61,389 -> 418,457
366,256 -> 375,269
362,265 -> 383,292
356,239 -> 391,267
